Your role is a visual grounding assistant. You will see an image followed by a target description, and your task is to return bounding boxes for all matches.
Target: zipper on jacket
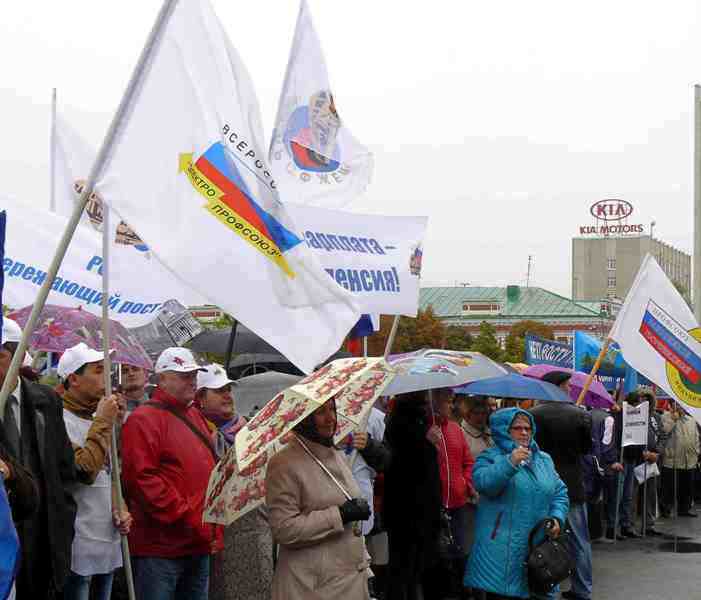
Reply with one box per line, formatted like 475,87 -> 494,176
490,511 -> 503,540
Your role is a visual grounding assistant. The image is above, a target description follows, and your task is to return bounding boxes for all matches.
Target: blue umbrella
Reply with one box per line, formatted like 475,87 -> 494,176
453,373 -> 571,402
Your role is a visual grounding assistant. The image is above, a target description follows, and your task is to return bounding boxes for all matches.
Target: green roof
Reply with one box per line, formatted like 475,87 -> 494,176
420,286 -> 603,319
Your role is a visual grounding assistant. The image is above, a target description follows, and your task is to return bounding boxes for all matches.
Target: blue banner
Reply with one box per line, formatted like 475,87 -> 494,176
574,331 -> 627,378
525,335 -> 573,368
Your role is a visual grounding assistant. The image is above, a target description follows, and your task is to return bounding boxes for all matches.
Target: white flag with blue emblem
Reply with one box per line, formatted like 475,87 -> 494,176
609,254 -> 701,426
269,0 -> 373,208
94,0 -> 360,373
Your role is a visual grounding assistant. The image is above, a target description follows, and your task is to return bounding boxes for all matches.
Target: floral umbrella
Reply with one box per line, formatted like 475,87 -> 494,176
8,304 -> 153,370
206,358 -> 394,525
234,357 -> 395,471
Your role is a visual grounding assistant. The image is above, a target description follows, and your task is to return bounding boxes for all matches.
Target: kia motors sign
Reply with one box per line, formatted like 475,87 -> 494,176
579,198 -> 644,236
590,199 -> 633,221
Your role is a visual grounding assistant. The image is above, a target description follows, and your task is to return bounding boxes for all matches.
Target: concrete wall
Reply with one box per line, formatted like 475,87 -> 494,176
572,236 -> 690,302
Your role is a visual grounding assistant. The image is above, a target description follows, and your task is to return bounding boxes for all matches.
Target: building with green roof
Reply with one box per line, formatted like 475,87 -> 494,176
420,285 -> 614,345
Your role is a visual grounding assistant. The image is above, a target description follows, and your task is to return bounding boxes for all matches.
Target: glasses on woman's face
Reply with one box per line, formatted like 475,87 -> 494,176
510,426 -> 532,433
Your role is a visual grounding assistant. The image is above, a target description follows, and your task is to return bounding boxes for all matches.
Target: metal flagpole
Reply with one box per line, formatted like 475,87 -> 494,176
383,316 -> 400,358
50,88 -> 57,212
0,0 -> 180,416
694,84 -> 701,324
102,208 -> 136,600
673,400 -> 679,553
613,444 -> 624,544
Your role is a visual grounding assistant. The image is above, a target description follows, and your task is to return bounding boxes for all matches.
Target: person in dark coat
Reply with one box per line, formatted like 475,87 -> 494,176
0,318 -> 79,599
530,371 -> 592,600
383,391 -> 442,600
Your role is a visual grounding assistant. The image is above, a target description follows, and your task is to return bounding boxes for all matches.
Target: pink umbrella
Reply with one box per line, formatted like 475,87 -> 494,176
8,304 -> 153,371
523,364 -> 614,409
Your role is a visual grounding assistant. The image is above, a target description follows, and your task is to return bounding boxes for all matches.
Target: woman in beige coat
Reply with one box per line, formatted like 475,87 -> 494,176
266,398 -> 372,600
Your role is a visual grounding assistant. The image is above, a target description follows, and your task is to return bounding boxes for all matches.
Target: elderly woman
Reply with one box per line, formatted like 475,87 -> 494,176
266,398 -> 371,600
195,364 -> 273,600
456,395 -> 493,459
465,408 -> 569,600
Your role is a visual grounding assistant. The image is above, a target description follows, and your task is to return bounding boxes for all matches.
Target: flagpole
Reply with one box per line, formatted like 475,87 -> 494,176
0,0 -> 179,416
102,208 -> 136,600
575,337 -> 611,405
50,88 -> 57,212
383,316 -> 400,358
694,84 -> 701,324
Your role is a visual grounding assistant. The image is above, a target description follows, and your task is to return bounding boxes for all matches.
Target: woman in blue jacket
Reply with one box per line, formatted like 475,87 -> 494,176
464,408 -> 569,599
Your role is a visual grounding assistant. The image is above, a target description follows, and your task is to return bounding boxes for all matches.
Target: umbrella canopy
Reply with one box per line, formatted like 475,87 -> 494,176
9,304 -> 152,370
233,371 -> 302,419
383,349 -> 506,396
234,357 -> 395,470
453,373 -> 571,402
523,364 -> 614,408
207,358 -> 395,525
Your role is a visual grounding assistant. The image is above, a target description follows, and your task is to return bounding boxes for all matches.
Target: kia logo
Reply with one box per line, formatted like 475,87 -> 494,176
590,199 -> 633,222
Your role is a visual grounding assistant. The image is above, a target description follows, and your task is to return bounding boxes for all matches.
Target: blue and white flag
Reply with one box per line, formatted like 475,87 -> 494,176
609,254 -> 701,426
524,334 -> 572,369
269,0 -> 373,208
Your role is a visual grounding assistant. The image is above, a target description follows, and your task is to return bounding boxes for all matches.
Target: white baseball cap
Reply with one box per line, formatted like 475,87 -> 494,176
197,363 -> 236,391
57,342 -> 113,379
1,318 -> 22,345
155,347 -> 205,374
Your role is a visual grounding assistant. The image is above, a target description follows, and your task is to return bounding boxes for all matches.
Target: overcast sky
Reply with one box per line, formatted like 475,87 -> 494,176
1,0 -> 699,298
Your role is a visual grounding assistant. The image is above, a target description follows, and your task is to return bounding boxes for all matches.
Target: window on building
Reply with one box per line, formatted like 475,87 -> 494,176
607,276 -> 616,289
607,258 -> 616,270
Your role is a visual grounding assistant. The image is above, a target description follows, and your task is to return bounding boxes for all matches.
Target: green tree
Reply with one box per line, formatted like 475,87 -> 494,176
472,321 -> 503,361
503,320 -> 554,364
508,320 -> 554,341
444,325 -> 473,351
368,307 -> 446,355
502,334 -> 525,363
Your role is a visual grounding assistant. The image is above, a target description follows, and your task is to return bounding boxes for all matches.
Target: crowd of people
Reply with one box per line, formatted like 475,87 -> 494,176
0,314 -> 699,600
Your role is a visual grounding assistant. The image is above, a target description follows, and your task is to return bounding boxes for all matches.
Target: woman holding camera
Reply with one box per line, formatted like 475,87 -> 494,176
464,408 -> 569,599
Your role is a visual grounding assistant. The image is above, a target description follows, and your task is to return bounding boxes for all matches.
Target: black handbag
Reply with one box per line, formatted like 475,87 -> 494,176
525,519 -> 574,594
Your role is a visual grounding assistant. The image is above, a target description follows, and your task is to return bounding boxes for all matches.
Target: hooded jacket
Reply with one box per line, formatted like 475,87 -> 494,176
464,408 -> 569,599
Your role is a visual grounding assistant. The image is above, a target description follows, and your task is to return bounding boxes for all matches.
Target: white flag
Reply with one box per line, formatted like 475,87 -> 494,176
269,0 -> 373,208
609,254 -> 701,426
94,0 -> 360,373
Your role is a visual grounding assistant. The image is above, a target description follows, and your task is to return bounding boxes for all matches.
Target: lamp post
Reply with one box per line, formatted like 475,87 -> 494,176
650,220 -> 656,260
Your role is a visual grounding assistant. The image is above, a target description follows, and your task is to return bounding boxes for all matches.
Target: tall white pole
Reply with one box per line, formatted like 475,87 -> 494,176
694,84 -> 701,323
50,88 -> 57,212
102,209 -> 136,599
0,0 -> 180,415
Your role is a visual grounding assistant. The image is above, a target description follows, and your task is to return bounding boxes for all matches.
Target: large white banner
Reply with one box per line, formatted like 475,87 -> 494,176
0,195 -> 205,328
610,254 -> 701,426
287,204 -> 427,316
93,0 -> 360,374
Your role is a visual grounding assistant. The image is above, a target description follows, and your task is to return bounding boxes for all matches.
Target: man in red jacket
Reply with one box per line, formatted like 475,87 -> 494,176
121,347 -> 222,600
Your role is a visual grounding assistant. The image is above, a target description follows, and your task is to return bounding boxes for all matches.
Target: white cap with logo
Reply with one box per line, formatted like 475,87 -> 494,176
57,342 -> 113,379
155,347 -> 205,374
197,363 -> 236,391
1,319 -> 22,345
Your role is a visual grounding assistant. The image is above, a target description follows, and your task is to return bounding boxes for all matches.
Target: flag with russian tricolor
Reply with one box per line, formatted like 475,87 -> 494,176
609,254 -> 701,426
94,0 -> 360,374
